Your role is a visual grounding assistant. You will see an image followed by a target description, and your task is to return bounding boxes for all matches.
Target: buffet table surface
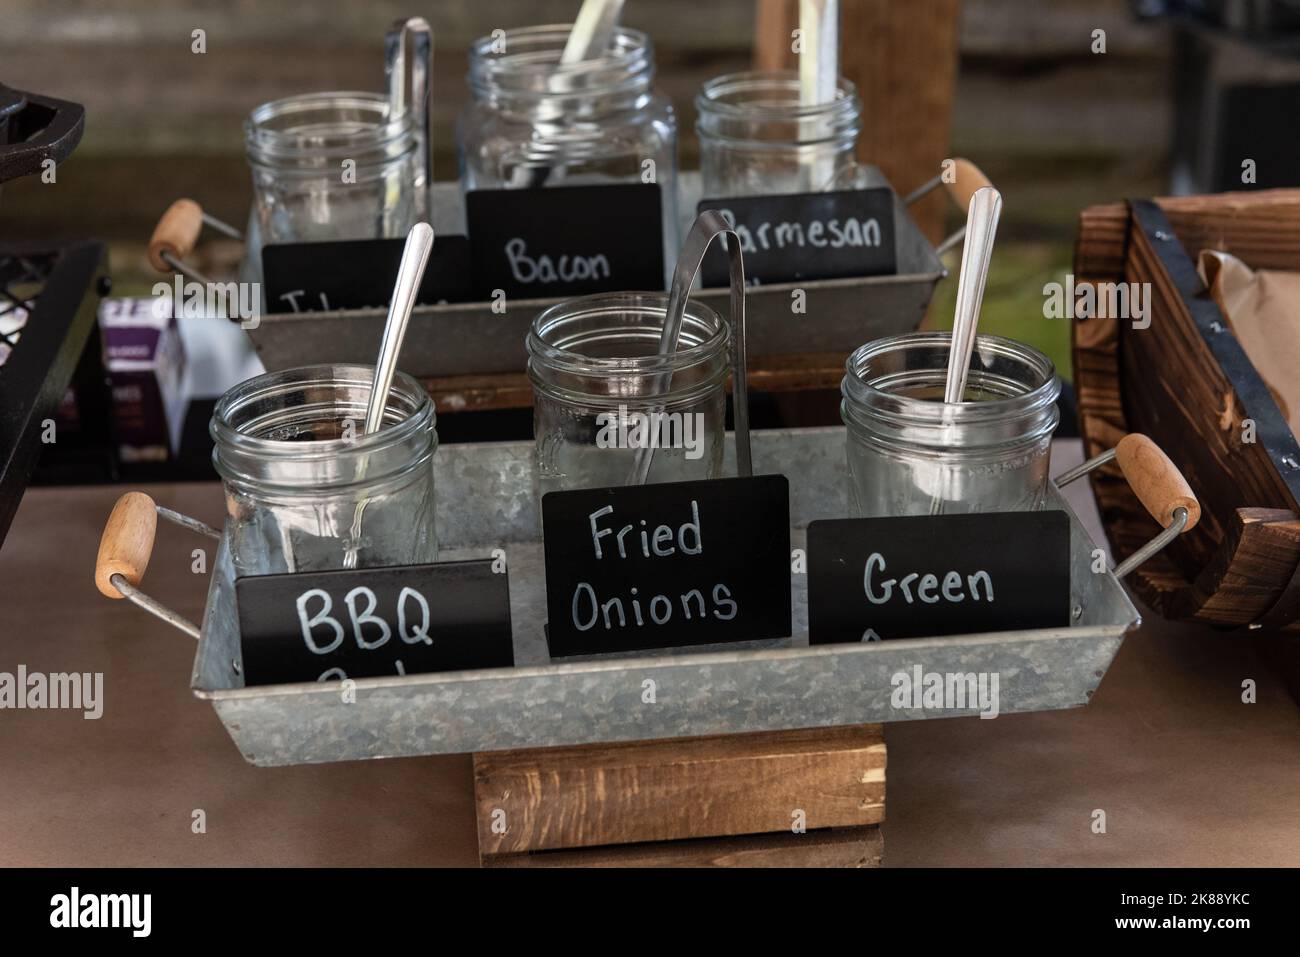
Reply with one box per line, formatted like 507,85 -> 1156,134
2,440 -> 1298,867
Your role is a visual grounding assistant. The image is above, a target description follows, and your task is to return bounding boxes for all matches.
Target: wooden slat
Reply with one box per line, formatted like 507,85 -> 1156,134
474,724 -> 885,855
484,823 -> 883,868
842,0 -> 961,245
422,351 -> 850,413
753,0 -> 797,71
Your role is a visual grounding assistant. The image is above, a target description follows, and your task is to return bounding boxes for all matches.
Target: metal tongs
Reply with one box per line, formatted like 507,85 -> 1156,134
628,210 -> 753,485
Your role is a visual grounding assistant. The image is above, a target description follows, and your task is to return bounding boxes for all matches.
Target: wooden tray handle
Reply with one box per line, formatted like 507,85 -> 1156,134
1116,434 -> 1201,531
147,198 -> 203,273
943,158 -> 994,213
95,492 -> 158,598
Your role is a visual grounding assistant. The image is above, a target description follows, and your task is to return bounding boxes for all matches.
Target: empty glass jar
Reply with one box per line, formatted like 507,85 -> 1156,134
243,92 -> 424,274
842,332 -> 1061,517
526,293 -> 729,496
212,365 -> 438,576
457,24 -> 679,279
696,70 -> 863,198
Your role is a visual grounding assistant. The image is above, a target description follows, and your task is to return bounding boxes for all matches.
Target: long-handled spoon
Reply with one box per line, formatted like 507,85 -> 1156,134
343,221 -> 435,568
929,185 -> 1001,516
943,186 -> 1002,403
799,0 -> 839,191
518,0 -> 627,188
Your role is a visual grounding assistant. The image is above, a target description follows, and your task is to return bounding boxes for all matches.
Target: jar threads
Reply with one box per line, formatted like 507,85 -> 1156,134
212,364 -> 438,575
696,70 -> 863,198
841,332 -> 1061,517
526,293 -> 730,496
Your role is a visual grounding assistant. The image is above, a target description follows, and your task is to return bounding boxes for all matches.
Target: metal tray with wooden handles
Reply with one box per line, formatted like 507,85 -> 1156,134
146,163 -> 994,380
94,427 -> 1198,767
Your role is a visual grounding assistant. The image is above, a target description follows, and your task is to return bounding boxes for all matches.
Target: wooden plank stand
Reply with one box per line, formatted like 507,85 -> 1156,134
474,725 -> 885,867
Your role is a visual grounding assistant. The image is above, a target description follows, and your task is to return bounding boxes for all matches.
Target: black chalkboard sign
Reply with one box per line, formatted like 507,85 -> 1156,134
261,235 -> 474,314
541,475 -> 791,657
697,188 -> 896,287
466,184 -> 665,300
235,559 -> 513,685
807,512 -> 1070,643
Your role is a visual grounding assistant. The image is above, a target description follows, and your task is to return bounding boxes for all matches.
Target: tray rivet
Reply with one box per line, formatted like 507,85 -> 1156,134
232,659 -> 242,675
1071,603 -> 1083,619
1209,320 -> 1224,334
1154,230 -> 1173,241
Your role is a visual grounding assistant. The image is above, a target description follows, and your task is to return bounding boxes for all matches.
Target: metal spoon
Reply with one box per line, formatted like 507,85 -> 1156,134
929,186 -> 1001,517
363,221 -> 434,433
519,0 -> 627,188
944,185 -> 1002,403
343,221 -> 435,568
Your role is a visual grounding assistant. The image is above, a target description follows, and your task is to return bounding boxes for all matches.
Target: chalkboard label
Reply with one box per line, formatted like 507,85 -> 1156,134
697,188 -> 896,287
235,559 -> 513,685
807,512 -> 1071,643
262,235 -> 474,314
541,475 -> 792,658
466,184 -> 665,300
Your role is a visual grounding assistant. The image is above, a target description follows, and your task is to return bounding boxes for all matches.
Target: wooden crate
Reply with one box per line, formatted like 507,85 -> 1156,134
1073,190 -> 1300,629
474,724 -> 885,867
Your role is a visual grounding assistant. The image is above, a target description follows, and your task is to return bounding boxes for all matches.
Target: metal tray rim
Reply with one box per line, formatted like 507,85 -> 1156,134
190,619 -> 1131,703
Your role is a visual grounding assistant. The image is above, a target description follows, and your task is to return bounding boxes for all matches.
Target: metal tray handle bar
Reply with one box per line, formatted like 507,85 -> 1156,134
903,156 -> 994,257
94,491 -> 220,640
1054,433 -> 1201,580
148,198 -> 243,285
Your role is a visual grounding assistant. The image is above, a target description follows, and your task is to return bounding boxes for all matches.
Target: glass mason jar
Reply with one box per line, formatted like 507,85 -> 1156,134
457,24 -> 680,280
526,293 -> 729,496
696,70 -> 863,198
841,332 -> 1061,517
243,92 -> 423,273
211,364 -> 438,576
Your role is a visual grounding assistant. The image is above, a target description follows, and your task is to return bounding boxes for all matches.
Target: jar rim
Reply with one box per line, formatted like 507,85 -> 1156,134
843,331 -> 1061,425
467,24 -> 653,95
526,292 -> 728,379
696,70 -> 861,122
244,91 -> 415,168
211,364 -> 435,470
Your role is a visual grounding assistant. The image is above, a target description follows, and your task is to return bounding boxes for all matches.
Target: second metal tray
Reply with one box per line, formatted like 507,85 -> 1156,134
241,170 -> 952,378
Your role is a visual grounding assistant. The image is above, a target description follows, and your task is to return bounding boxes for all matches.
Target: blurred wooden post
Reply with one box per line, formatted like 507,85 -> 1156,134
754,0 -> 962,244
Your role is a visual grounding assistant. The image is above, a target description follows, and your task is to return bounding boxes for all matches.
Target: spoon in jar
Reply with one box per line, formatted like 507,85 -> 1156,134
343,221 -> 435,568
944,185 -> 1002,403
517,0 -> 628,188
930,185 -> 1001,515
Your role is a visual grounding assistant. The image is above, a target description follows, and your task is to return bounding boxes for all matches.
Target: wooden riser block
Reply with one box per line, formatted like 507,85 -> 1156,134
482,824 -> 884,869
474,724 -> 885,857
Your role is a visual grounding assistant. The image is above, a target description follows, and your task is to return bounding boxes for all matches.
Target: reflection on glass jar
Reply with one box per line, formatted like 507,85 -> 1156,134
212,365 -> 438,576
841,332 -> 1061,517
243,92 -> 423,271
526,293 -> 729,497
696,70 -> 863,199
457,24 -> 679,281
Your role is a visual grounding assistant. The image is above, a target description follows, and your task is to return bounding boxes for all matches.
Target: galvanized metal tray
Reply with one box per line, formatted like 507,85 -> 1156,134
239,170 -> 953,378
89,426 -> 1183,768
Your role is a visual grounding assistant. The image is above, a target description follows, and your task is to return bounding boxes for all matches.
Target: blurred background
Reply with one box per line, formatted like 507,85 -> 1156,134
3,0 -> 1298,485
